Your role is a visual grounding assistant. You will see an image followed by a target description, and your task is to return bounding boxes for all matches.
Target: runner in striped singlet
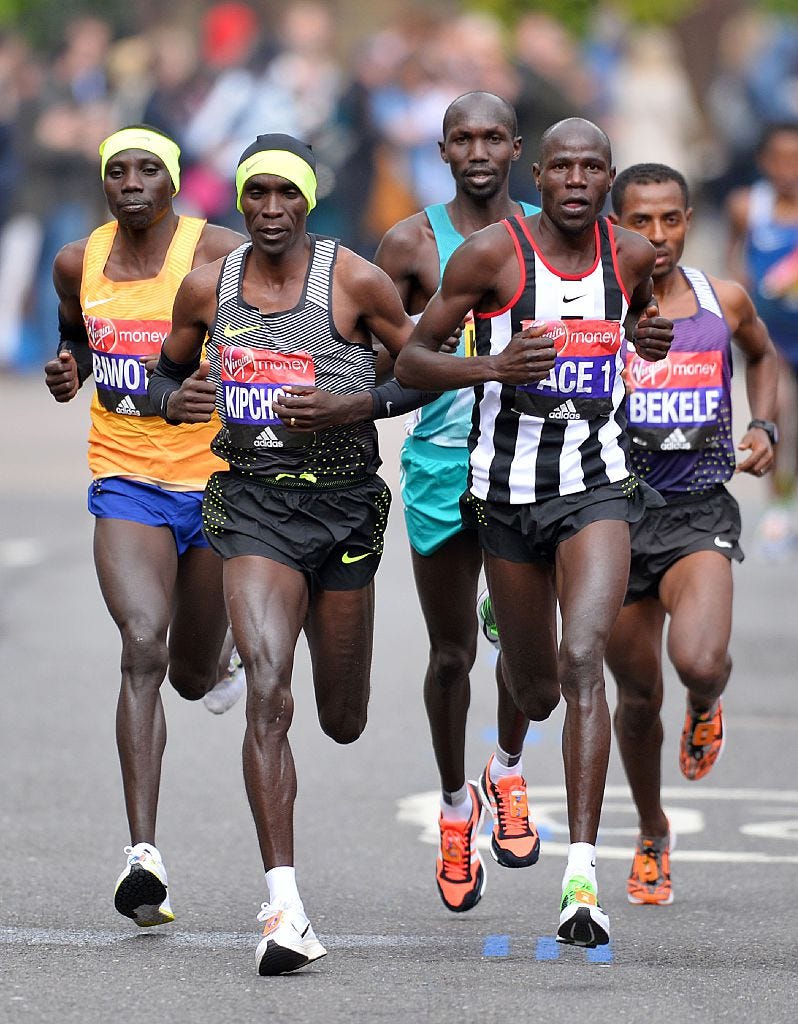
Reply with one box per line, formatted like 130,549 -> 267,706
375,92 -> 542,916
149,133 -> 414,975
606,163 -> 776,906
396,118 -> 673,948
43,125 -> 245,930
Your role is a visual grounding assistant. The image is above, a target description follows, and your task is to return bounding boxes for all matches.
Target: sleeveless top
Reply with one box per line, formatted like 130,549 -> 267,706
745,179 -> 798,354
468,215 -> 630,504
206,234 -> 379,483
82,216 -> 225,489
626,267 -> 734,496
406,201 -> 539,448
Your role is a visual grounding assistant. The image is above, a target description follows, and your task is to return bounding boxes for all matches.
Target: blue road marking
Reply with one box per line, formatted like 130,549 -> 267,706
478,726 -> 543,746
482,934 -> 510,958
535,936 -> 560,960
586,943 -> 614,964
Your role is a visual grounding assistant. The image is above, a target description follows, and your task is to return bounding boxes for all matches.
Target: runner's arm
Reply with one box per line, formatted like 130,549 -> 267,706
45,241 -> 91,401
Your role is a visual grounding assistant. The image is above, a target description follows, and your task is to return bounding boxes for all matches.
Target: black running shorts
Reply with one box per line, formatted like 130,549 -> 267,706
460,476 -> 663,565
202,471 -> 391,593
625,484 -> 743,604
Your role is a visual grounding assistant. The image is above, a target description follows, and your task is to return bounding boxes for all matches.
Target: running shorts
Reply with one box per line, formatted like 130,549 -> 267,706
202,470 -> 391,593
460,476 -> 663,565
88,476 -> 208,556
625,485 -> 743,604
400,436 -> 471,556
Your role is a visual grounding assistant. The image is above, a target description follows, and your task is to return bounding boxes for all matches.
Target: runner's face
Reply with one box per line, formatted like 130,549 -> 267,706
241,174 -> 308,254
441,114 -> 520,199
104,150 -> 173,229
759,131 -> 798,200
615,180 -> 691,279
534,134 -> 613,235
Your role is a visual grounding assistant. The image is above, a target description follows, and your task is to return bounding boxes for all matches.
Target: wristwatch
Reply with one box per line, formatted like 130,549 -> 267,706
748,419 -> 779,444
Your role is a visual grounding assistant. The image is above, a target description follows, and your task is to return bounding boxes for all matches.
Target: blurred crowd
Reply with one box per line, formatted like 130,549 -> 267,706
1,1 -> 797,371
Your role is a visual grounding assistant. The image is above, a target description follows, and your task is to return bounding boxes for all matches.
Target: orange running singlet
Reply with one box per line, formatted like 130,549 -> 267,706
80,216 -> 225,488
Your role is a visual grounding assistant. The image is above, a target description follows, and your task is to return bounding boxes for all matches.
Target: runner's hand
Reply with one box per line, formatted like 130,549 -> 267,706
275,385 -> 371,429
44,350 -> 80,402
633,301 -> 672,361
736,427 -> 774,476
165,359 -> 216,422
492,320 -> 556,384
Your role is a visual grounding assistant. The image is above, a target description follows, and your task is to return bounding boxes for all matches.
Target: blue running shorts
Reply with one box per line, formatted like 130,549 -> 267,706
88,476 -> 208,556
399,436 -> 472,556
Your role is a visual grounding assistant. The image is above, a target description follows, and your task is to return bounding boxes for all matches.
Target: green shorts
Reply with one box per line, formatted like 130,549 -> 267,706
399,437 -> 471,556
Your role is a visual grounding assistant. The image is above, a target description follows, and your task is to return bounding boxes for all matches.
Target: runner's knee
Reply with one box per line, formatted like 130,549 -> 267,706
428,639 -> 476,690
318,704 -> 367,745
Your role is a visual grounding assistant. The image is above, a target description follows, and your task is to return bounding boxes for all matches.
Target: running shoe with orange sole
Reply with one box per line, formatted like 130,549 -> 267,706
627,832 -> 674,906
478,756 -> 540,868
435,782 -> 486,913
680,699 -> 725,780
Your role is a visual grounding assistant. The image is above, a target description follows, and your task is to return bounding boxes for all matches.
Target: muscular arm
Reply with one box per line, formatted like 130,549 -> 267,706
44,240 -> 91,402
616,227 -> 673,362
714,276 -> 778,474
148,261 -> 222,423
395,225 -> 556,390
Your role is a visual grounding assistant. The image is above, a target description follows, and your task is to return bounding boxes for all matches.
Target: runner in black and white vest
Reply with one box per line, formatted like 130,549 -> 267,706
396,117 -> 673,949
605,163 -> 777,908
148,133 -> 413,976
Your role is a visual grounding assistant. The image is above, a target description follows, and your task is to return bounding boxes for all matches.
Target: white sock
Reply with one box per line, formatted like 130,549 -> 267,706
440,784 -> 472,822
489,750 -> 524,783
562,842 -> 597,889
266,866 -> 303,910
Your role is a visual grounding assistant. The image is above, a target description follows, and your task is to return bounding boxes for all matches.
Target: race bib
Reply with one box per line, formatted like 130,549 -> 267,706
219,344 -> 316,450
513,319 -> 621,421
626,349 -> 723,451
86,315 -> 168,417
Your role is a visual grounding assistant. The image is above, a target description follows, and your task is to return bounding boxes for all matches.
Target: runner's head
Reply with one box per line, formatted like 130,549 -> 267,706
98,125 -> 180,228
534,118 -> 614,236
440,92 -> 521,200
235,134 -> 317,254
611,163 -> 691,278
756,121 -> 798,200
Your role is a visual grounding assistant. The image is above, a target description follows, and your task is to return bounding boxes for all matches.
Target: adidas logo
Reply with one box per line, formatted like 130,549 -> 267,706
253,426 -> 284,448
661,427 -> 691,450
548,399 -> 581,421
115,395 -> 140,417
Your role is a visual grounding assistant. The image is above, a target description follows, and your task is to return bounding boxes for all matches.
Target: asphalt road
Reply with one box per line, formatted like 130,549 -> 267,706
2,374 -> 797,1024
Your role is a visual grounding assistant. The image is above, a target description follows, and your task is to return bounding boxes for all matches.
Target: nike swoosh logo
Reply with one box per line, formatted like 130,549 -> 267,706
714,536 -> 733,549
385,401 -> 393,415
223,323 -> 260,339
341,550 -> 373,564
84,297 -> 113,309
562,295 -> 586,303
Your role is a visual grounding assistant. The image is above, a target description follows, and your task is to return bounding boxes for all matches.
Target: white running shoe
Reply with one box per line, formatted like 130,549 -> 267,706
255,901 -> 327,975
114,843 -> 174,927
203,649 -> 246,715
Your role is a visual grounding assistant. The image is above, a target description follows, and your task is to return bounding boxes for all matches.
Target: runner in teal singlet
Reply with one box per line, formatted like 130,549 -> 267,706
375,92 -> 541,914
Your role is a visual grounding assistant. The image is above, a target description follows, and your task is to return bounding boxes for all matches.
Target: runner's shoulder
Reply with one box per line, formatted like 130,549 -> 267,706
376,211 -> 435,265
195,223 -> 247,265
53,237 -> 89,291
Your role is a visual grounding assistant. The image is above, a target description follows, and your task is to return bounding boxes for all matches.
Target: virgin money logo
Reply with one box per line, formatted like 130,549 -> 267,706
85,316 -> 117,353
628,354 -> 671,389
221,345 -> 256,382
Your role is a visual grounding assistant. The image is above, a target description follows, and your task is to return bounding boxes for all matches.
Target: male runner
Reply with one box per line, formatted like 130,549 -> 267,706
44,125 -> 246,928
375,91 -> 541,914
727,122 -> 798,556
148,133 -> 413,975
605,162 -> 777,905
396,117 -> 672,947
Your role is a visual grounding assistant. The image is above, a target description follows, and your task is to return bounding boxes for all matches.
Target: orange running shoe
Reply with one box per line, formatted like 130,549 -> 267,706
478,756 -> 540,868
679,699 -> 725,780
435,782 -> 486,913
627,833 -> 673,906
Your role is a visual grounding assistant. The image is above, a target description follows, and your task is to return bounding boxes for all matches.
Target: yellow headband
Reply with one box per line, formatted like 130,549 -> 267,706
235,150 -> 317,213
99,129 -> 181,195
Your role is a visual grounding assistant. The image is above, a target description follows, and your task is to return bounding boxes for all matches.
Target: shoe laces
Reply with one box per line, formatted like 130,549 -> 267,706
635,843 -> 664,884
439,821 -> 473,882
493,776 -> 531,837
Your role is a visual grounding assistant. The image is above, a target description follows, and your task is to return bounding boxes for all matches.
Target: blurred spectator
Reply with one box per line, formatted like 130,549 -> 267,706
606,27 -> 706,189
